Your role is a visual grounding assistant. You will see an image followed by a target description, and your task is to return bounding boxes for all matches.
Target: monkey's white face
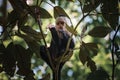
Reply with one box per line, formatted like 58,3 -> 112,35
56,17 -> 66,31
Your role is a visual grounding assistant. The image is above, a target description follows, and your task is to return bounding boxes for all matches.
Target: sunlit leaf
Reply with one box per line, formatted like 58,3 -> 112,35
101,0 -> 119,30
54,6 -> 70,18
88,26 -> 112,37
30,6 -> 52,18
39,7 -> 52,18
66,25 -> 78,36
67,0 -> 75,2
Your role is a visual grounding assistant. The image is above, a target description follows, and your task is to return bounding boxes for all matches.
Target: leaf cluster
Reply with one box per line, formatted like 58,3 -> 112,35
0,0 -> 119,80
0,43 -> 34,79
81,0 -> 119,30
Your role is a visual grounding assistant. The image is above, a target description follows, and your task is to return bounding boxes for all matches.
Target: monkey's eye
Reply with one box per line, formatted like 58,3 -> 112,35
56,21 -> 65,25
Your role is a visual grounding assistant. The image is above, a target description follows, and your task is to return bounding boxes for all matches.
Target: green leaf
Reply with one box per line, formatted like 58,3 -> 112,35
3,42 -> 16,76
101,0 -> 119,30
81,26 -> 88,38
66,25 -> 78,36
78,0 -> 85,4
67,0 -> 75,2
88,26 -> 112,37
14,44 -> 33,76
87,59 -> 96,72
21,26 -> 39,35
0,44 -> 5,53
30,6 -> 52,18
0,44 -> 5,63
7,10 -> 18,27
79,44 -> 89,65
115,36 -> 120,45
24,75 -> 35,80
85,43 -> 98,56
54,6 -> 70,18
15,44 -> 32,64
21,26 -> 46,41
18,12 -> 28,27
17,33 -> 40,57
39,7 -> 52,18
50,0 -> 55,4
83,5 -> 94,13
8,0 -> 26,13
0,66 -> 3,73
87,68 -> 110,80
0,0 -> 7,25
82,0 -> 101,13
79,42 -> 97,71
62,52 -> 73,62
41,73 -> 50,80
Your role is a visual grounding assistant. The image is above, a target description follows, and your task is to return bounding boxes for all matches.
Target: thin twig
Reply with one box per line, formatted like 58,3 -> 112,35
79,1 -> 84,17
37,19 -> 47,47
38,0 -> 44,6
43,1 -> 54,7
111,25 -> 120,80
36,0 -> 39,6
59,13 -> 90,65
89,12 -> 120,16
37,17 -> 54,70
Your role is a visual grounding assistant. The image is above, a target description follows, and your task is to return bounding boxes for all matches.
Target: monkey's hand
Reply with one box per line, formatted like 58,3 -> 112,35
47,24 -> 55,29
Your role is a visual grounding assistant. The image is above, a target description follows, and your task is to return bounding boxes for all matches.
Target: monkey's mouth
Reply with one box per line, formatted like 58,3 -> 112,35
59,26 -> 63,30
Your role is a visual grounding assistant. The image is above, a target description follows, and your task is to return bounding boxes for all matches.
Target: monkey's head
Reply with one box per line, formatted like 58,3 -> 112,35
55,16 -> 67,31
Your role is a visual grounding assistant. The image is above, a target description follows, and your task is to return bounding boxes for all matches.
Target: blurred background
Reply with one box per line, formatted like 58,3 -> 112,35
0,0 -> 120,80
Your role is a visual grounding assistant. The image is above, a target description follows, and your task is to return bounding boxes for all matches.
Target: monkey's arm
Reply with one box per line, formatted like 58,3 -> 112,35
49,27 -> 60,47
60,30 -> 75,49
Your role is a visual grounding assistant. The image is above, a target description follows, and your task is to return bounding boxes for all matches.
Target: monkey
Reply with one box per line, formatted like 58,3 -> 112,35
40,16 -> 75,80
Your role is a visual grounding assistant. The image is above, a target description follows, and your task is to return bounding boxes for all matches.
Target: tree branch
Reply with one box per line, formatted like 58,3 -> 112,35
111,25 -> 120,80
36,16 -> 54,70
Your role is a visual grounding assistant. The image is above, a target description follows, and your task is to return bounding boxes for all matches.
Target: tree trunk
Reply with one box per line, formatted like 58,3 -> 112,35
52,67 -> 61,80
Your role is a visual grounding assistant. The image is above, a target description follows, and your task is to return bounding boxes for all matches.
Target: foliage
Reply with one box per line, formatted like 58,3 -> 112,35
0,0 -> 120,80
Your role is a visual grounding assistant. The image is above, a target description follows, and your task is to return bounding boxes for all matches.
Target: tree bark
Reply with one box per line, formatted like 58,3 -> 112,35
52,67 -> 61,80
